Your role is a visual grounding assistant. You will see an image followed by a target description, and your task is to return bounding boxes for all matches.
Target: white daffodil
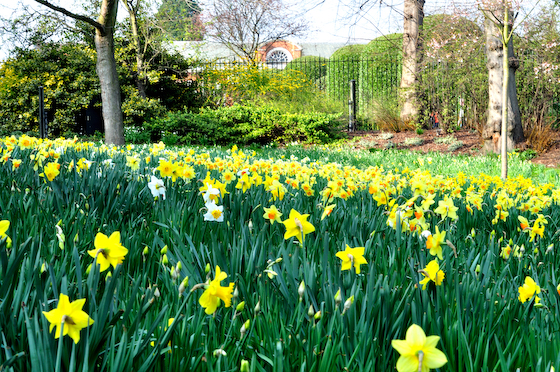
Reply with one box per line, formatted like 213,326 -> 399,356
204,201 -> 224,222
203,182 -> 220,204
148,175 -> 166,200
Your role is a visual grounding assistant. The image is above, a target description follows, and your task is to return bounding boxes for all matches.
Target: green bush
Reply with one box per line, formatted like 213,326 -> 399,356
143,105 -> 344,146
326,44 -> 366,99
284,55 -> 328,84
0,43 -> 99,135
359,34 -> 402,114
121,87 -> 168,127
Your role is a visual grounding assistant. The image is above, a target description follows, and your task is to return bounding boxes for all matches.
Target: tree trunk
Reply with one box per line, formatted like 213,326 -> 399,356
96,0 -> 125,145
482,11 -> 523,155
400,0 -> 425,124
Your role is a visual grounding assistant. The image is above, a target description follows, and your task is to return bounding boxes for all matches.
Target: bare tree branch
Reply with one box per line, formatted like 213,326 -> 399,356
32,0 -> 106,33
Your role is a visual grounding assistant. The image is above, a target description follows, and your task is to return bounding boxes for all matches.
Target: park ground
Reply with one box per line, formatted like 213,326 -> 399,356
348,129 -> 560,168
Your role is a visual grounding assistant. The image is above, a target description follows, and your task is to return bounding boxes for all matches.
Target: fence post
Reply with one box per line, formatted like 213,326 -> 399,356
38,86 -> 48,139
348,79 -> 356,131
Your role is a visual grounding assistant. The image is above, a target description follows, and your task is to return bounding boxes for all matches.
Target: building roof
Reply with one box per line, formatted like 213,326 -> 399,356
168,41 -> 364,61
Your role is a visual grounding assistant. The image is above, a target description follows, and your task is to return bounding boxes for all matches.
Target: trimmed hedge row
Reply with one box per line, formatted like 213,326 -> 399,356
128,105 -> 345,146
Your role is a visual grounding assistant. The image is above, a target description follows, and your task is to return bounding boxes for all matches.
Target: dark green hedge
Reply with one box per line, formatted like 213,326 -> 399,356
137,105 -> 344,146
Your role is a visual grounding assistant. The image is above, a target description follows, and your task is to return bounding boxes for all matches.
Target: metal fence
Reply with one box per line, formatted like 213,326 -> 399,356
195,55 -> 560,130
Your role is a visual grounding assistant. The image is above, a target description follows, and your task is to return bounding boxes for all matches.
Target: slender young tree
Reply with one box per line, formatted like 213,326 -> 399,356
33,0 -> 124,145
480,0 -> 540,179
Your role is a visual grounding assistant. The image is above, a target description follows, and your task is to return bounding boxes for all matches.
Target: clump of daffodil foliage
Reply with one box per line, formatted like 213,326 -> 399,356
1,134 -> 559,371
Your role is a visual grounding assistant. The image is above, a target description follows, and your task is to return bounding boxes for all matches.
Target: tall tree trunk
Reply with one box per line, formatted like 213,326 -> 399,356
482,10 -> 523,155
400,0 -> 425,124
96,0 -> 125,145
33,0 -> 125,145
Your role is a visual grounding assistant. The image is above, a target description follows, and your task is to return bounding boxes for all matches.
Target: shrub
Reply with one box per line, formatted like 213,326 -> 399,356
359,34 -> 402,114
326,44 -> 366,99
368,98 -> 412,132
403,137 -> 424,146
284,55 -> 328,84
142,105 -> 344,146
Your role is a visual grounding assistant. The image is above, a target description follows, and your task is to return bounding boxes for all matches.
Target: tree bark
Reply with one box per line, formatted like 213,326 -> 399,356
96,0 -> 125,145
482,10 -> 523,155
400,0 -> 425,124
33,0 -> 125,145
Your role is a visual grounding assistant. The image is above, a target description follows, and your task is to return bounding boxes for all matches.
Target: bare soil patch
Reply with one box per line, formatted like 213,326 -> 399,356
346,129 -> 560,168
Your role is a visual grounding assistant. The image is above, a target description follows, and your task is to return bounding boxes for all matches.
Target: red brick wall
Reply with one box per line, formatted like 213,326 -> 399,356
258,41 -> 302,62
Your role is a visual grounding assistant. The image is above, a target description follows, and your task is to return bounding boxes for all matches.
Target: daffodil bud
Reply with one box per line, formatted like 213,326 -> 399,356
254,300 -> 261,314
162,254 -> 168,265
86,264 -> 92,275
154,287 -> 161,298
170,266 -> 178,280
213,349 -> 227,357
240,319 -> 250,338
334,289 -> 342,307
40,262 -> 47,275
342,295 -> 354,314
240,359 -> 250,372
176,261 -> 182,271
233,286 -> 239,299
298,280 -> 305,301
105,271 -> 112,281
314,311 -> 322,320
160,245 -> 168,255
236,301 -> 245,312
308,305 -> 315,317
73,232 -> 79,244
475,264 -> 481,274
546,244 -> 554,254
205,263 -> 211,274
178,277 -> 189,297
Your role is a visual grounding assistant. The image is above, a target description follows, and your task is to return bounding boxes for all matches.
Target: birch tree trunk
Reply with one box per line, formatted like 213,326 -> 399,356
400,0 -> 425,124
482,10 -> 523,155
96,0 -> 125,145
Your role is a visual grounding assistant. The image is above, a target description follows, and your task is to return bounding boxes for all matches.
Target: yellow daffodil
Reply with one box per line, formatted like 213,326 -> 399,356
335,245 -> 368,274
419,259 -> 445,290
199,266 -> 235,315
40,162 -> 60,181
0,220 -> 12,247
235,173 -> 251,193
391,324 -> 448,372
12,159 -> 21,170
269,180 -> 286,201
434,196 -> 458,220
321,204 -> 336,220
126,156 -> 140,170
42,294 -> 94,344
87,231 -> 129,272
426,227 -> 446,260
282,209 -> 315,244
518,276 -> 541,304
263,205 -> 282,225
518,215 -> 530,230
157,159 -> 175,178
